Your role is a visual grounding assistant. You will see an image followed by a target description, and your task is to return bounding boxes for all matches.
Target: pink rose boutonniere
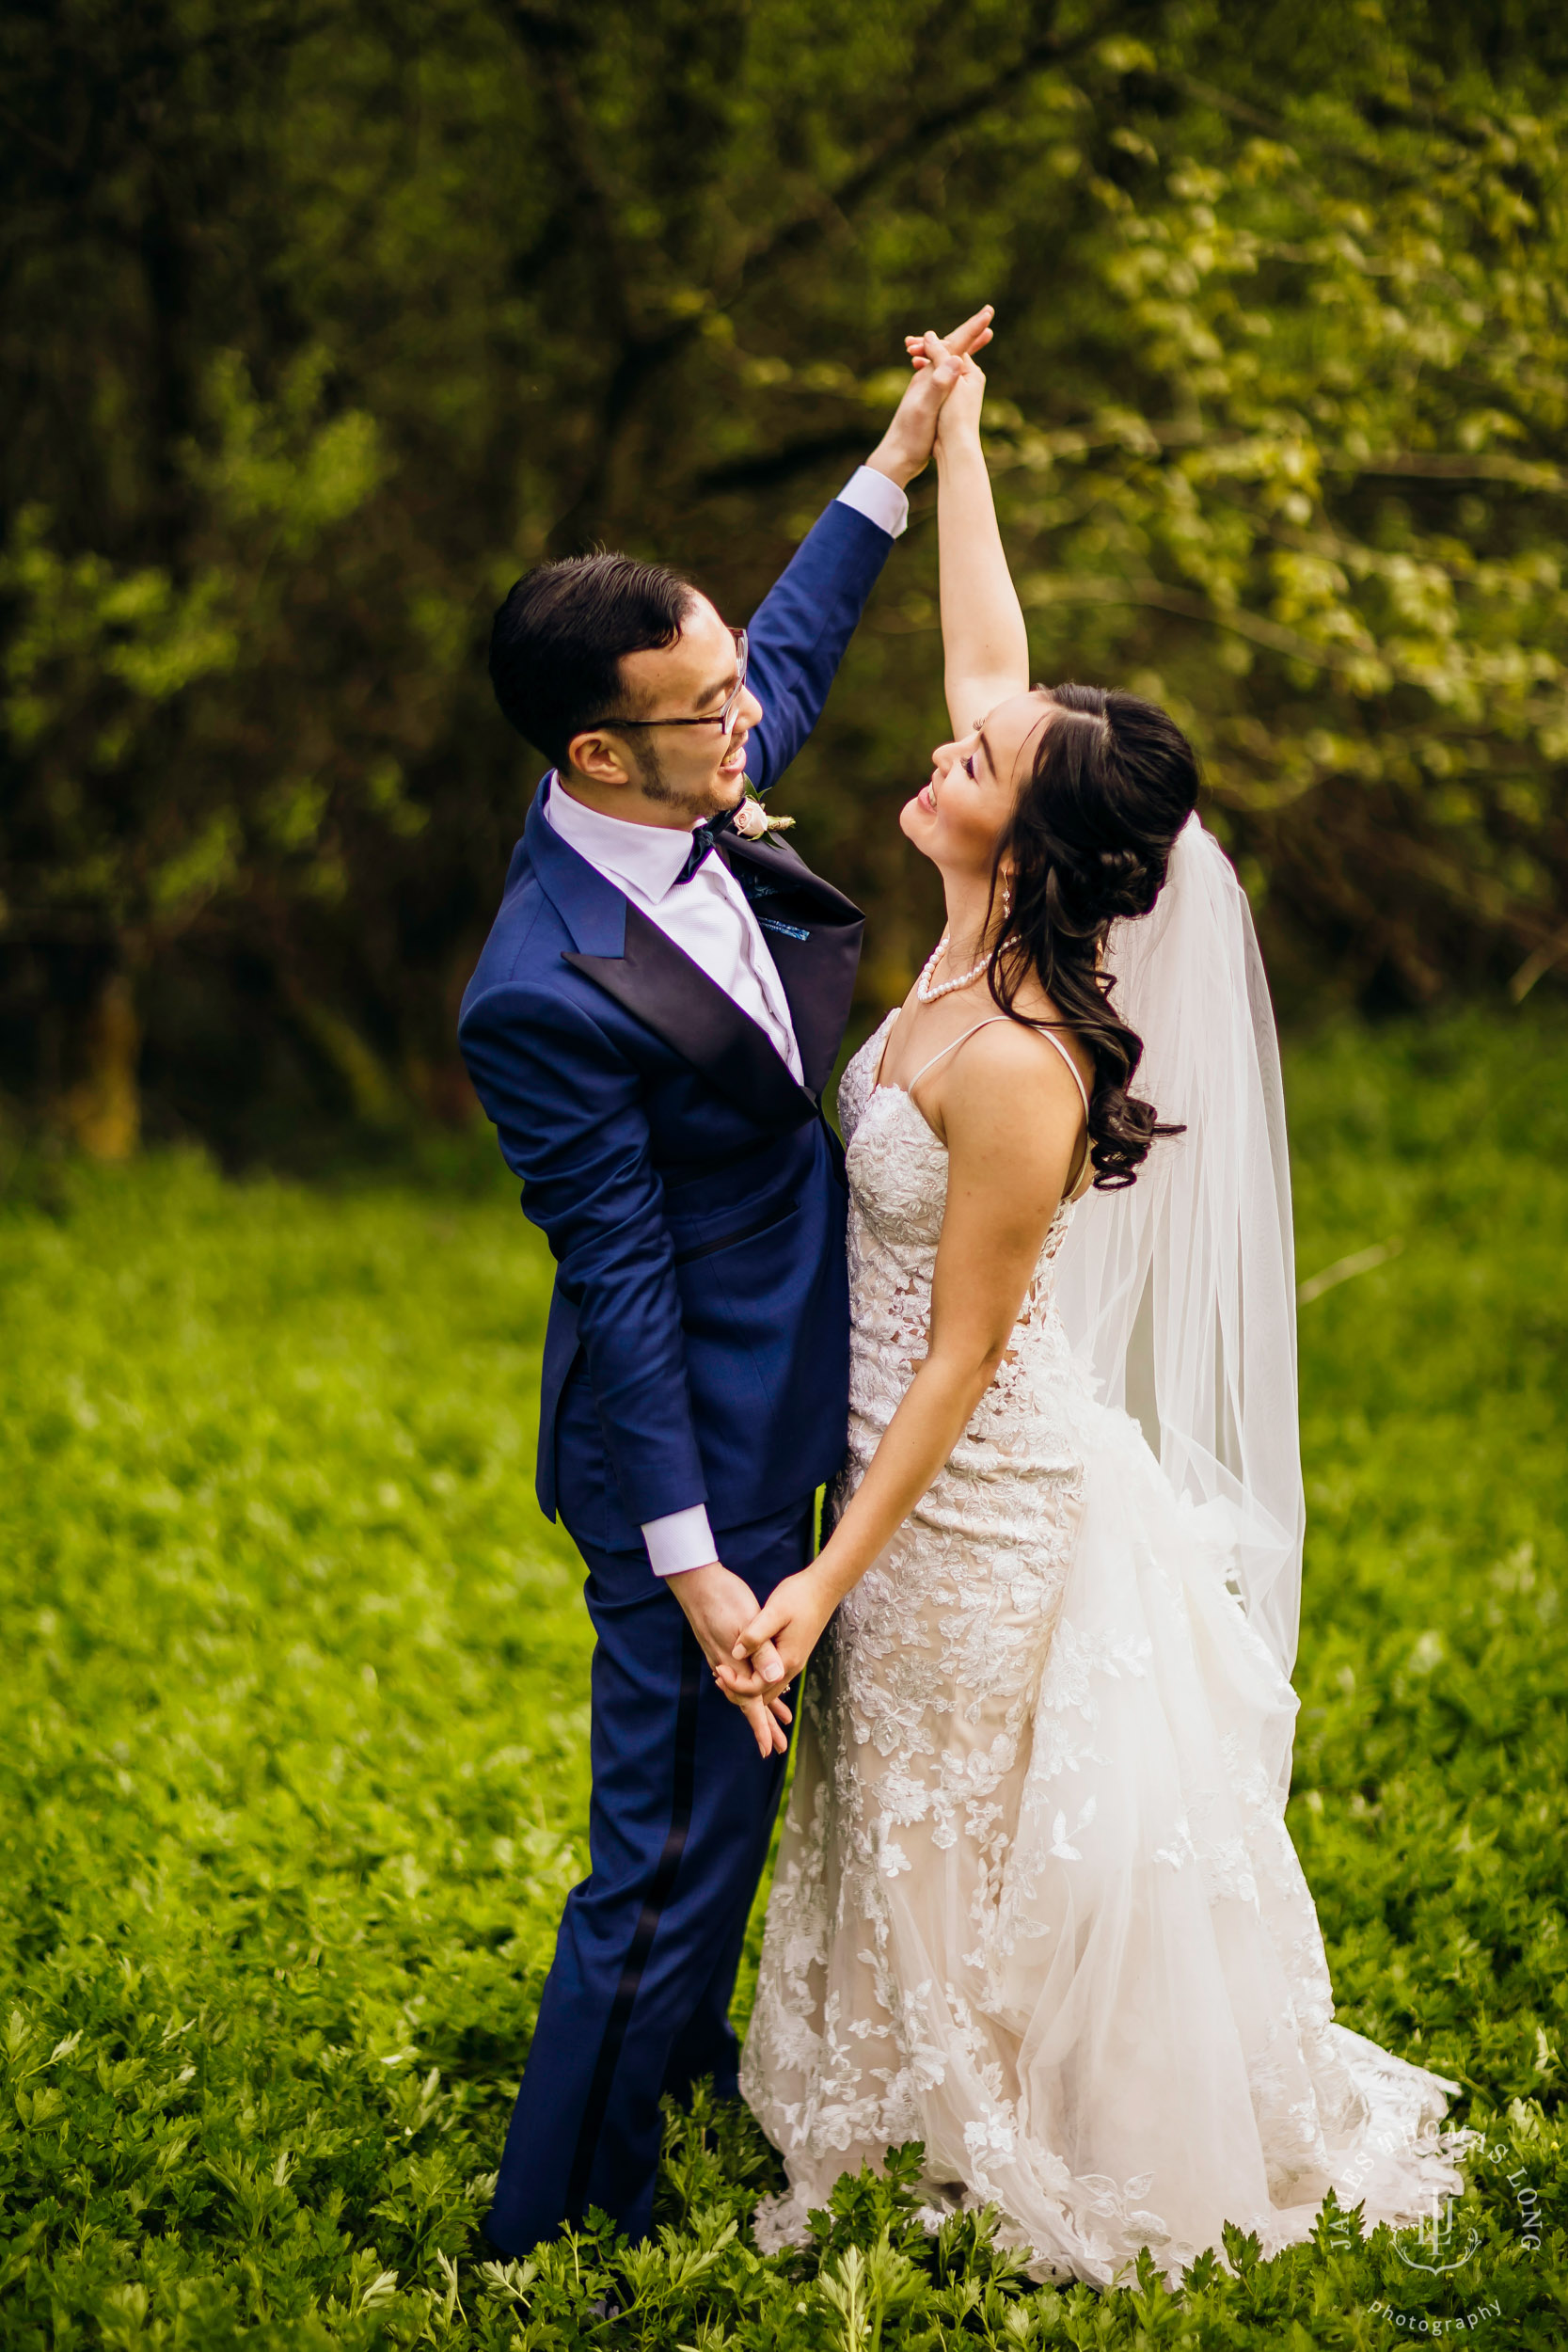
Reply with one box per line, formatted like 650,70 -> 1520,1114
733,789 -> 795,843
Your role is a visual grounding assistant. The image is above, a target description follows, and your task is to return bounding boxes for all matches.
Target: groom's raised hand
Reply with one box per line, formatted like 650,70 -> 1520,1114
667,1559 -> 793,1759
864,304 -> 995,490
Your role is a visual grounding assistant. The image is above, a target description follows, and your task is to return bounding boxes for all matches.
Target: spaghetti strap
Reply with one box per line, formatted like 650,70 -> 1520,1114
905,1017 -> 1092,1117
1039,1028 -> 1094,1200
1039,1026 -> 1092,1124
905,1018 -> 1009,1096
903,1016 -> 1094,1199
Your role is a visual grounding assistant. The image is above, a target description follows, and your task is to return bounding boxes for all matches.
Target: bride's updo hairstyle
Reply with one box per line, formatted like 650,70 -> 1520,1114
989,682 -> 1200,1189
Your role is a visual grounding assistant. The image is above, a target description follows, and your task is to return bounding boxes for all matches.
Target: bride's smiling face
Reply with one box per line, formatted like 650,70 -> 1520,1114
901,689 -> 1052,872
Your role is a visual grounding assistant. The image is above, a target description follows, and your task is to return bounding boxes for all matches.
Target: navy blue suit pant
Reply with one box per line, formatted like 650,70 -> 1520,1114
484,1493 -> 813,2255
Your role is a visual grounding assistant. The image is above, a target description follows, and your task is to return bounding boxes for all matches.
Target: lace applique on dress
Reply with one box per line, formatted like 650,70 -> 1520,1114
741,1015 -> 1469,2285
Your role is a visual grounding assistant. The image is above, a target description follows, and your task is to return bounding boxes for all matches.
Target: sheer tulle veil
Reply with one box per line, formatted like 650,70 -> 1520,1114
1053,813 -> 1306,1714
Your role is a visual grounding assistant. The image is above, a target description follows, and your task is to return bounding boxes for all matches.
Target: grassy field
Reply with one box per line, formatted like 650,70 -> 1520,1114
1,1009 -> 1565,2349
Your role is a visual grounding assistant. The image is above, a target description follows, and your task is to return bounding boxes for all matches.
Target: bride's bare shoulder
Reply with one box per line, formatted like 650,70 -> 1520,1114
973,986 -> 1096,1103
941,1009 -> 1089,1126
933,1018 -> 1086,1195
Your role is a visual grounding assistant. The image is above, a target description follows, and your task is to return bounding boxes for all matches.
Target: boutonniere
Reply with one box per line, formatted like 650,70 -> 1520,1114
732,787 -> 795,843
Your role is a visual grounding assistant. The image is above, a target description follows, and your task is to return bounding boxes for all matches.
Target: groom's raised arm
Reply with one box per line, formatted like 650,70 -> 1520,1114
742,483 -> 906,796
743,307 -> 995,794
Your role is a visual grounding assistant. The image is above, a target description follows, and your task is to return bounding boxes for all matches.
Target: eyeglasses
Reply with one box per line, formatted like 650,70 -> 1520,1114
602,628 -> 749,739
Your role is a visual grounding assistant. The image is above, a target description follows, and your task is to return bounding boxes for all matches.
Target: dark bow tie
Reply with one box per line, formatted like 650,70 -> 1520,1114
673,803 -> 741,885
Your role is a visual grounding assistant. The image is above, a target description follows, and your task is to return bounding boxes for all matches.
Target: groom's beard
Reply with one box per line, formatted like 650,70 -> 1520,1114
632,739 -> 741,826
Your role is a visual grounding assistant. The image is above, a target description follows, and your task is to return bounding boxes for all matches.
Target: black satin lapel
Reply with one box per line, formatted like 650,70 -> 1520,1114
720,835 -> 863,1099
564,901 -> 818,1134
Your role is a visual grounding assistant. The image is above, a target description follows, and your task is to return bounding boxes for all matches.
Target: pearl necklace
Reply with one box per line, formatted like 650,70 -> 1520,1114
916,933 -> 990,1003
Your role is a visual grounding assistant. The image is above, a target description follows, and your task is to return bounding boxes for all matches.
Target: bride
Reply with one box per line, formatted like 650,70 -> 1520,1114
725,334 -> 1468,2283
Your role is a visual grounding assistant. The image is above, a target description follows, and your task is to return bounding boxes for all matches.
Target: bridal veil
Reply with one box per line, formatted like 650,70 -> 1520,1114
1054,814 -> 1306,1734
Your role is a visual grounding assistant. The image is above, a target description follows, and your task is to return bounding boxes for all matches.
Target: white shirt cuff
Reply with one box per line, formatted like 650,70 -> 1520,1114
642,1502 -> 719,1578
836,465 -> 909,541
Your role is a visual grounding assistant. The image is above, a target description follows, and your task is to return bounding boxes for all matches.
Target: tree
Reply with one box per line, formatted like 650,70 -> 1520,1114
3,0 -> 1565,1153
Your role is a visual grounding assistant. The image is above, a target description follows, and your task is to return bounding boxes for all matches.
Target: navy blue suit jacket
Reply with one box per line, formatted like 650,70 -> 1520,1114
459,498 -> 895,1554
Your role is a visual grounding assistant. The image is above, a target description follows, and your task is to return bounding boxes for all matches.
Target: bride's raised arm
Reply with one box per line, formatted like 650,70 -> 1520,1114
920,329 -> 1031,737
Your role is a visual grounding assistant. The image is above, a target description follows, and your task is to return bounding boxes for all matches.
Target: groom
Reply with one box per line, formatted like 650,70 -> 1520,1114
458,313 -> 989,2255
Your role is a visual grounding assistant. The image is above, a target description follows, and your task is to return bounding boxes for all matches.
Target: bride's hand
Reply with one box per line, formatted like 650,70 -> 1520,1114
904,309 -> 994,373
908,329 -> 986,447
722,1568 -> 836,1700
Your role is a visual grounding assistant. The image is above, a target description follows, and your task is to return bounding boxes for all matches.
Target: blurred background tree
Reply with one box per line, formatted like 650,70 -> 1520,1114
3,0 -> 1567,1159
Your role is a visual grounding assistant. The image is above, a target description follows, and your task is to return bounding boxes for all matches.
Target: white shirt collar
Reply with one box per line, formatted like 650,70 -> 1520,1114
544,771 -> 697,902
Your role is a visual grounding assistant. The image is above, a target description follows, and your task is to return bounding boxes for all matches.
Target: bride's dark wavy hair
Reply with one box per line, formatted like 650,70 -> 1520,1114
986,683 -> 1200,1188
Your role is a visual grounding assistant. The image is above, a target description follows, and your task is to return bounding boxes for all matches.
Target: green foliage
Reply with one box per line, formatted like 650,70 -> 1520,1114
6,2 -> 1568,1145
3,1013 -> 1567,2344
984,86 -> 1568,1001
0,348 -> 391,937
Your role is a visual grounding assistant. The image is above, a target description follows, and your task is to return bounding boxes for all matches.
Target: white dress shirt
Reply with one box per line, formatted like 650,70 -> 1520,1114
548,467 -> 907,1574
546,782 -> 804,1081
834,464 -> 909,540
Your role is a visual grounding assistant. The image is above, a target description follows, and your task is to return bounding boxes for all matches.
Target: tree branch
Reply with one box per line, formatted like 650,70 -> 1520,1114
1323,452 -> 1568,489
498,0 -> 1155,546
693,426 -> 878,496
726,0 -> 1153,305
493,0 -> 636,346
1021,572 -> 1385,675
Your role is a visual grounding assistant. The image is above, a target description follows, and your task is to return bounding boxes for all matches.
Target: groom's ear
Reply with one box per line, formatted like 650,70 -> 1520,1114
565,727 -> 638,789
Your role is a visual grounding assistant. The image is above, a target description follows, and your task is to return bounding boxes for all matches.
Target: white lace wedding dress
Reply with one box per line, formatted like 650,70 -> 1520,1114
740,1012 -> 1468,2285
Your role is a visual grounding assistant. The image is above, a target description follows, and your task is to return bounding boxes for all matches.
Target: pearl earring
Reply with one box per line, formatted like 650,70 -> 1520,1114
1001,878 -> 1013,918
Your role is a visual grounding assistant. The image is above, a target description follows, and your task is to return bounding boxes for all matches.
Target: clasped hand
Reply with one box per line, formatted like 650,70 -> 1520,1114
667,1559 -> 796,1760
866,307 -> 993,485
717,1566 -> 836,1712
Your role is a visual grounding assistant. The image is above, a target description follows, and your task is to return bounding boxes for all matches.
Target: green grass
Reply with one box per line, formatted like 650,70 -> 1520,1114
1,1009 -> 1565,2347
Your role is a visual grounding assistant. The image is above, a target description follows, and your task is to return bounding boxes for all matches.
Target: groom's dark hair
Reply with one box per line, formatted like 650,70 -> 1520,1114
489,551 -> 695,767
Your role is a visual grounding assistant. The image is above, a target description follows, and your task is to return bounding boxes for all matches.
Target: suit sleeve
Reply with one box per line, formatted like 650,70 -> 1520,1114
458,976 -> 706,1528
743,498 -> 898,794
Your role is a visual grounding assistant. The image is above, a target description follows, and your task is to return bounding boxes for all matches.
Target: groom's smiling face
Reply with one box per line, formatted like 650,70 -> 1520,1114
568,594 -> 764,830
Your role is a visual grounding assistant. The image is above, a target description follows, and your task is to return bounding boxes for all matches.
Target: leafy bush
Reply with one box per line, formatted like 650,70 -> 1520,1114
2,1010 -> 1565,2344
